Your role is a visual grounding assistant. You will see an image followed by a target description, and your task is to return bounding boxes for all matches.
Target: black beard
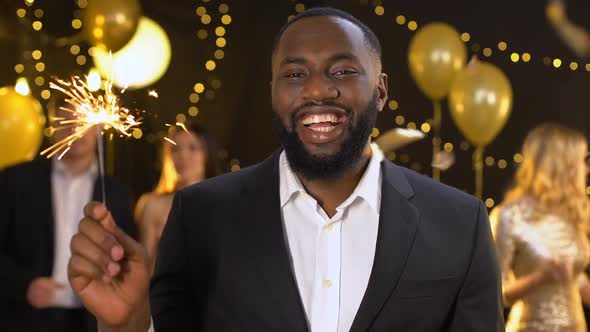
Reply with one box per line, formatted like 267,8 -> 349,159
274,94 -> 379,181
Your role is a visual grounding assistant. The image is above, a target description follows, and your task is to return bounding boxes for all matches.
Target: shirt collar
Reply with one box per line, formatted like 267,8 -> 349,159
279,143 -> 383,213
52,157 -> 98,178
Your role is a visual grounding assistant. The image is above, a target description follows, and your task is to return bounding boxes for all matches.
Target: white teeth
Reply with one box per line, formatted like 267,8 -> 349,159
309,126 -> 336,133
302,113 -> 340,125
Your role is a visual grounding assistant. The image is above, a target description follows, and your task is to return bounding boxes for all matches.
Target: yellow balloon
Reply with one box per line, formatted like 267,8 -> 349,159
408,22 -> 467,101
93,17 -> 171,89
83,0 -> 141,52
0,87 -> 45,169
448,60 -> 513,147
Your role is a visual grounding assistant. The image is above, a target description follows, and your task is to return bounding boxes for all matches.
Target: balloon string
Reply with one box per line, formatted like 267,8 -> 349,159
432,100 -> 442,181
473,146 -> 485,199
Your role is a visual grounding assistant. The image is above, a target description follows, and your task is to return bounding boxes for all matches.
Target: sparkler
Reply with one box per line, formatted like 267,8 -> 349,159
41,75 -> 142,203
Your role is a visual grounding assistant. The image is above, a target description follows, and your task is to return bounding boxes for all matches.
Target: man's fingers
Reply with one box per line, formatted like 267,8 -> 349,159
70,232 -> 117,275
78,217 -> 124,262
100,212 -> 143,261
83,202 -> 109,220
68,254 -> 106,280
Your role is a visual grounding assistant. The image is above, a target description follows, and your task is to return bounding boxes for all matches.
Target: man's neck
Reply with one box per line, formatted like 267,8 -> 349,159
297,144 -> 373,218
61,154 -> 96,176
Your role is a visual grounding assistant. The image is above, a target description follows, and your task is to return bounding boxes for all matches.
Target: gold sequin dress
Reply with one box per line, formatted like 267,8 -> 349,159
491,199 -> 590,332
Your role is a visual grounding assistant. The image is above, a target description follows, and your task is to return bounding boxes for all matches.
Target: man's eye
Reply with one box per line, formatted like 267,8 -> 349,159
286,72 -> 305,78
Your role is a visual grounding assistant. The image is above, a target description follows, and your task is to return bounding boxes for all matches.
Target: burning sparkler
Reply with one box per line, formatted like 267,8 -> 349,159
41,74 -> 142,202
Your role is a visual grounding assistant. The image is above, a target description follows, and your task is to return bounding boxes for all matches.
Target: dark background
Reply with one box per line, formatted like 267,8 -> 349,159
2,0 -> 590,206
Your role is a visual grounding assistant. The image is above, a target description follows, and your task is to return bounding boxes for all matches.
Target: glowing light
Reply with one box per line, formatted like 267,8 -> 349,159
388,100 -> 398,110
16,9 -> 26,18
510,53 -> 519,62
498,159 -> 508,169
41,90 -> 51,99
522,53 -> 531,62
15,64 -> 24,73
41,75 -> 141,159
132,128 -> 142,139
189,93 -> 200,103
444,143 -> 454,152
87,69 -> 102,91
196,6 -> 206,16
461,33 -> 470,42
32,50 -> 42,60
408,21 -> 418,31
485,198 -> 495,208
214,49 -> 225,59
201,14 -> 212,25
395,15 -> 406,25
221,15 -> 232,25
371,128 -> 380,137
483,48 -> 492,57
148,90 -> 159,98
216,37 -> 226,47
219,4 -> 229,14
34,76 -> 45,86
72,19 -> 82,29
374,6 -> 384,16
553,58 -> 562,68
421,123 -> 431,133
498,42 -> 507,51
188,106 -> 199,117
194,83 -> 205,93
570,62 -> 579,70
32,21 -> 42,31
395,115 -> 405,125
93,17 -> 171,89
76,55 -> 87,65
15,77 -> 30,96
206,60 -> 216,71
215,26 -> 226,36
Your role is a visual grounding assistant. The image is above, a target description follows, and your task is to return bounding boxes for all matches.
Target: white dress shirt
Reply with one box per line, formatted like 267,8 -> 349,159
279,143 -> 383,332
144,144 -> 383,332
51,158 -> 97,308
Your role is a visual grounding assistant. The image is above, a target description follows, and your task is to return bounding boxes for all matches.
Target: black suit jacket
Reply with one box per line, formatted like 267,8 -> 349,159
0,158 -> 136,332
151,151 -> 504,331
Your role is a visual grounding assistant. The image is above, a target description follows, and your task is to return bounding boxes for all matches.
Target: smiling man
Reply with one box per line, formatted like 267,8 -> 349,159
68,7 -> 504,332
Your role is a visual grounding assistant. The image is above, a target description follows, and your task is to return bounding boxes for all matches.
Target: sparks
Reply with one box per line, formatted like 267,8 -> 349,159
148,90 -> 159,98
40,75 -> 141,159
163,137 -> 177,145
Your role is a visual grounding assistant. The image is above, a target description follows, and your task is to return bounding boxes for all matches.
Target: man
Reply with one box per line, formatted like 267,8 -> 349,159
0,94 -> 136,332
69,7 -> 504,332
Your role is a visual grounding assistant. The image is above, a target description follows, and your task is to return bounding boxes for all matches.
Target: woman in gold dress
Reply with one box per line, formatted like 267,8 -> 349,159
491,123 -> 590,331
135,123 -> 220,272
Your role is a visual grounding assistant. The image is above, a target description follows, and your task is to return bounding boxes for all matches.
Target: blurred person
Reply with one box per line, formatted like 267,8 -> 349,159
135,122 -> 220,271
0,93 -> 136,332
491,123 -> 590,331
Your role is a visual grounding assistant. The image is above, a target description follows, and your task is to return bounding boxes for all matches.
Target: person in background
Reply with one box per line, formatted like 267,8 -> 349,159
135,122 -> 220,271
491,123 -> 590,331
0,93 -> 136,332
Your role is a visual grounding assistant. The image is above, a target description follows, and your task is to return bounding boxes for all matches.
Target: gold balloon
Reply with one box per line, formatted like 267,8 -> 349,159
448,60 -> 513,147
408,22 -> 467,101
0,87 -> 45,169
83,0 -> 141,52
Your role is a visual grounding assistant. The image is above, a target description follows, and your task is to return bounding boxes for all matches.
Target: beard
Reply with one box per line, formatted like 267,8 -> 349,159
274,93 -> 379,181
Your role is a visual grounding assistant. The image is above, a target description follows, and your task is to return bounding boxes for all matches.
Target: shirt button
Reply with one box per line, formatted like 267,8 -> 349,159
324,223 -> 334,231
323,279 -> 333,288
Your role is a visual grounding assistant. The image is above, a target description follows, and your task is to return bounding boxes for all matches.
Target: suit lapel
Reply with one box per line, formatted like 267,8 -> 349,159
350,161 -> 420,332
40,159 -> 56,272
240,151 -> 309,332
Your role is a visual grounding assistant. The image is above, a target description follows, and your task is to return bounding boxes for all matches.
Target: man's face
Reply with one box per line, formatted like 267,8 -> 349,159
271,16 -> 388,179
51,105 -> 98,160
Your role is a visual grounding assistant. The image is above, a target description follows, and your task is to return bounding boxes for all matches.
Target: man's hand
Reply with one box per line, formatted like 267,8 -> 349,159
68,202 -> 151,332
27,277 -> 64,309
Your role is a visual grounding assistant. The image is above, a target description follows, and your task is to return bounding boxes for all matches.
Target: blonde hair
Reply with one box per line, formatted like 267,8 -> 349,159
153,123 -> 220,194
153,140 -> 178,194
504,123 -> 590,231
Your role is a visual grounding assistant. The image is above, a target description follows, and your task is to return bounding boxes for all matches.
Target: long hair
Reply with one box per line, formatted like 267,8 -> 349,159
504,123 -> 590,231
154,122 -> 221,194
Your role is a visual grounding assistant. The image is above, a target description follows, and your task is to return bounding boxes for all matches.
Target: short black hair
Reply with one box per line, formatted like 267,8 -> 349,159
272,7 -> 382,62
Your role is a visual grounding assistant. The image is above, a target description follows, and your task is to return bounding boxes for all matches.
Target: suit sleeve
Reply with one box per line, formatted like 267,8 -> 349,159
150,191 -> 201,331
448,200 -> 505,331
0,169 -> 36,304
